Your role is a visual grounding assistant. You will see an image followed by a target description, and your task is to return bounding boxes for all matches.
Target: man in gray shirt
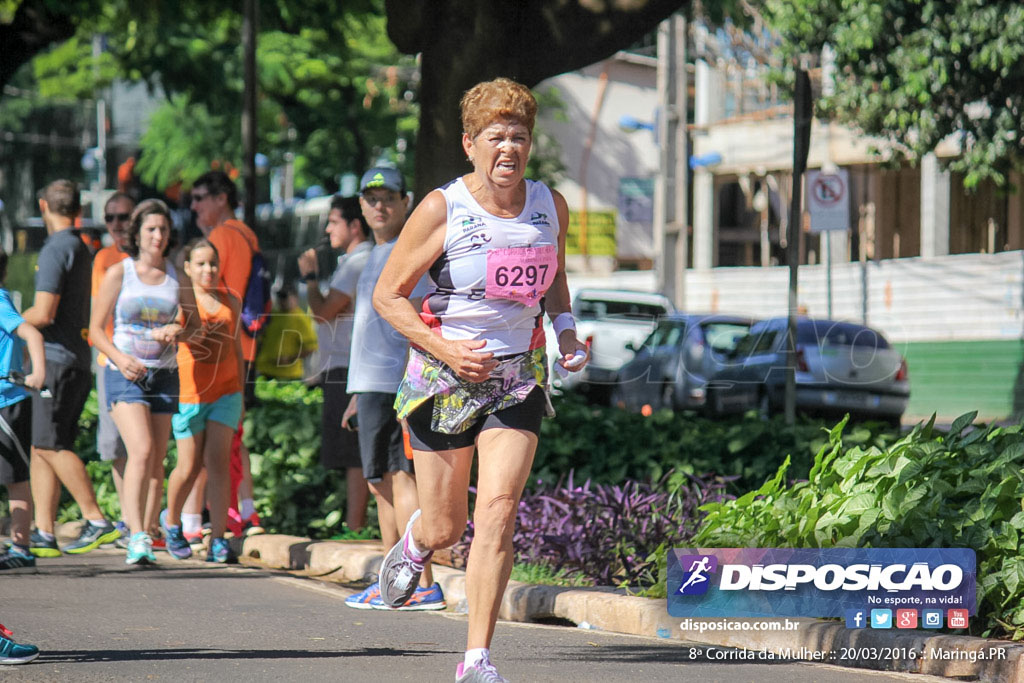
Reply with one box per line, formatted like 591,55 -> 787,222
298,195 -> 372,532
24,180 -> 117,556
341,168 -> 442,611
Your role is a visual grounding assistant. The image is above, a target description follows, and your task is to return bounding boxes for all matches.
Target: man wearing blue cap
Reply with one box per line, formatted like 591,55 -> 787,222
341,167 -> 444,611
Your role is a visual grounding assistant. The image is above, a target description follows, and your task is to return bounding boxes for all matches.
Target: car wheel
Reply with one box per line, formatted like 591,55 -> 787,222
661,383 -> 676,411
705,388 -> 725,417
610,385 -> 627,411
758,390 -> 773,421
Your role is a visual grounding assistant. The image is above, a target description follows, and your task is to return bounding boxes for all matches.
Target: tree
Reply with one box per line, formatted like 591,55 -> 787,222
4,1 -> 418,193
384,0 -> 688,202
765,0 -> 1024,188
0,0 -> 84,95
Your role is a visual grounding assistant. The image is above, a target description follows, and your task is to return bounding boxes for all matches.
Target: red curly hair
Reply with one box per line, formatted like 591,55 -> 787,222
460,78 -> 538,140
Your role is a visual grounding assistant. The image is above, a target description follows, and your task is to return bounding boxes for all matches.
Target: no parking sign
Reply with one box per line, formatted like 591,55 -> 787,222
806,169 -> 850,232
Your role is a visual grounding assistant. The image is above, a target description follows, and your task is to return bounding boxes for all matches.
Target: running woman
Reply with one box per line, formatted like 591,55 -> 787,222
160,238 -> 244,564
373,78 -> 589,682
89,199 -> 182,565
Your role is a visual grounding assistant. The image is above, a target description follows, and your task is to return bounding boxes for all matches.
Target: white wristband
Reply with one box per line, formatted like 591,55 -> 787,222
553,312 -> 576,338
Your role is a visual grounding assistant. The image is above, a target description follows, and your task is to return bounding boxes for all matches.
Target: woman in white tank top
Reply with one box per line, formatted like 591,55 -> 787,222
89,199 -> 184,566
373,78 -> 589,683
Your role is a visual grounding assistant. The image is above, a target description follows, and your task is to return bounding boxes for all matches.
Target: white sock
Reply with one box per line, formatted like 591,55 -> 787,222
240,498 -> 256,519
87,519 -> 106,527
182,513 -> 202,535
406,530 -> 428,561
464,648 -> 489,670
37,530 -> 55,541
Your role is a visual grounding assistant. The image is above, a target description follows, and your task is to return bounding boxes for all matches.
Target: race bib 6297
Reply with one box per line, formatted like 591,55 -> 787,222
485,245 -> 557,306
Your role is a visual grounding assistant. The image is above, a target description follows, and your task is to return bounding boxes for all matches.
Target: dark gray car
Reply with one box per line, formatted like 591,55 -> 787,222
612,314 -> 755,413
707,317 -> 910,425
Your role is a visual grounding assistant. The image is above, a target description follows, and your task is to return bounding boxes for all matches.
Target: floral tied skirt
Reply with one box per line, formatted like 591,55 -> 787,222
394,347 -> 554,435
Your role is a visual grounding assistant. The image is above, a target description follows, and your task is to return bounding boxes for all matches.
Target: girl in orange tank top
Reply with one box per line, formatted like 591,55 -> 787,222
161,239 -> 245,563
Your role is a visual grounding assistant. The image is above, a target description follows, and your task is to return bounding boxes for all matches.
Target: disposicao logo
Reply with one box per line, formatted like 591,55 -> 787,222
667,548 -> 976,619
676,555 -> 718,596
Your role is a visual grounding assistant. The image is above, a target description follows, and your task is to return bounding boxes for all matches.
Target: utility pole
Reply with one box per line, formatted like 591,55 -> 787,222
242,0 -> 258,228
654,14 -> 688,310
92,35 -> 107,193
785,68 -> 812,425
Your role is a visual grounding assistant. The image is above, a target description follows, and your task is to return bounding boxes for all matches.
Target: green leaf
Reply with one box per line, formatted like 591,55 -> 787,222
950,411 -> 979,437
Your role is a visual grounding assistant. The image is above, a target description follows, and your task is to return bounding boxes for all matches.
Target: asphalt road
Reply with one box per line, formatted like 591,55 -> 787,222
0,549 -> 950,682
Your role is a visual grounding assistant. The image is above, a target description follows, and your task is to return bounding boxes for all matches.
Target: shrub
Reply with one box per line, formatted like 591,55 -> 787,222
688,413 -> 1024,639
534,393 -> 899,493
43,378 -> 370,539
453,470 -> 731,588
244,379 -> 375,538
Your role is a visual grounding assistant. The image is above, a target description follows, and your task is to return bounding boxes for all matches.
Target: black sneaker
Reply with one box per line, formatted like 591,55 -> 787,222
28,530 -> 60,558
0,548 -> 36,570
63,521 -> 119,554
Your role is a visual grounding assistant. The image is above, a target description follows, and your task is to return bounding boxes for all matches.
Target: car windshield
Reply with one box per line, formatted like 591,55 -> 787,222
796,321 -> 890,349
732,327 -> 779,356
703,322 -> 752,353
576,298 -> 667,321
640,320 -> 684,349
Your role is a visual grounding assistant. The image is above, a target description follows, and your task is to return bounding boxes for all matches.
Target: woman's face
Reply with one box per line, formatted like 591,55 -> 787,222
464,117 -> 532,188
138,214 -> 170,257
186,246 -> 220,290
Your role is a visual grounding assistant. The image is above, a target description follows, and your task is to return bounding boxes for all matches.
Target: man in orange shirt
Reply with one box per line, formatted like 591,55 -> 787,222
185,171 -> 262,536
91,193 -> 134,542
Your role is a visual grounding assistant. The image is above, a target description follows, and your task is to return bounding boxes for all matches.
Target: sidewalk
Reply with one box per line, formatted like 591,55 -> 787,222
239,534 -> 1023,683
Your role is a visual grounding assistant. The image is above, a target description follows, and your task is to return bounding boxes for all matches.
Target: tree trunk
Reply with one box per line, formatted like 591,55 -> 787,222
386,0 -> 688,204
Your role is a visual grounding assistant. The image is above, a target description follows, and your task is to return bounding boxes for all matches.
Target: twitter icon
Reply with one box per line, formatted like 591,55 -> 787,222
870,609 -> 893,629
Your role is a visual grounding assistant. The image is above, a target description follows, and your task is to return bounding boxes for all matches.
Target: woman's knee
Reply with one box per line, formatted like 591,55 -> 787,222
126,441 -> 155,467
418,514 -> 467,549
472,494 -> 519,542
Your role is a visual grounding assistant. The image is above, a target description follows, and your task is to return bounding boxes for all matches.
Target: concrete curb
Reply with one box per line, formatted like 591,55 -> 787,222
239,533 -> 1024,681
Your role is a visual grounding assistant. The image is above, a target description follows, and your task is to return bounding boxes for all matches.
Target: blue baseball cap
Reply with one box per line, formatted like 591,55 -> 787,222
359,167 -> 406,194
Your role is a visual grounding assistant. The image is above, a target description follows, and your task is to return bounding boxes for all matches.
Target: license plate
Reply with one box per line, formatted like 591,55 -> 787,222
823,391 -> 881,408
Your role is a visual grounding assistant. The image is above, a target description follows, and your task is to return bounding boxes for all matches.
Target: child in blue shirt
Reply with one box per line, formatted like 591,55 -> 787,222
0,248 -> 47,571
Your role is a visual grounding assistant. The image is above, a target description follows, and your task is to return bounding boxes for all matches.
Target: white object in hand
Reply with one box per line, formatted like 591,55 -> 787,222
554,349 -> 587,378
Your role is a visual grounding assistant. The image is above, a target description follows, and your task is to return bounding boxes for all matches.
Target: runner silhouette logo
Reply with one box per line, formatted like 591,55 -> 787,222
677,554 -> 718,595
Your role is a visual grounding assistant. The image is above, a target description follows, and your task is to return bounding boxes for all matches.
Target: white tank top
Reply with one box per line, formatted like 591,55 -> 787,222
421,178 -> 559,354
112,259 -> 180,369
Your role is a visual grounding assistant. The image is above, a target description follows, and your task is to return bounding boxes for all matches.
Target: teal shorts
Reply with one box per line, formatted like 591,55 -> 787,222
172,392 -> 243,439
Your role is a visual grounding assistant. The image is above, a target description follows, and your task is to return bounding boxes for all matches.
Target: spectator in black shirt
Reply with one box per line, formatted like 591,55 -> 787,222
23,180 -> 118,557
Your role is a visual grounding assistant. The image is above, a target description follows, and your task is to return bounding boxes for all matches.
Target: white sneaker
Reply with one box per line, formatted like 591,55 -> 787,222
455,654 -> 508,682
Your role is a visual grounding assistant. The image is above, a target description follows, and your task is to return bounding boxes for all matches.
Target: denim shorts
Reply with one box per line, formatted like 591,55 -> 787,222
104,365 -> 179,415
172,392 -> 243,440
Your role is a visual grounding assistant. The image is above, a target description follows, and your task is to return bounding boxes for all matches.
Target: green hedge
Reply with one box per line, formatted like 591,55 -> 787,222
533,393 -> 898,492
243,379 -> 376,538
8,382 -> 898,538
686,413 -> 1024,639
35,379 -> 370,538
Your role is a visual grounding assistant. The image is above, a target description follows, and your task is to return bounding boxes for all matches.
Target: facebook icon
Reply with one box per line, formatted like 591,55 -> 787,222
845,609 -> 866,629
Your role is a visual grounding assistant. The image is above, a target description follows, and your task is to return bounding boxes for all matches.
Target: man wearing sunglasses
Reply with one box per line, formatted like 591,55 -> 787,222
91,192 -> 135,545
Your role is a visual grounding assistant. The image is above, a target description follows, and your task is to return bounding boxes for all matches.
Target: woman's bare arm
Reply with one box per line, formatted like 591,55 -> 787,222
373,189 -> 497,382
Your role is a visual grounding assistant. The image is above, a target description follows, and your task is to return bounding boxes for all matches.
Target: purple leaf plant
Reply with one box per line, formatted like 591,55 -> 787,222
452,470 -> 732,588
